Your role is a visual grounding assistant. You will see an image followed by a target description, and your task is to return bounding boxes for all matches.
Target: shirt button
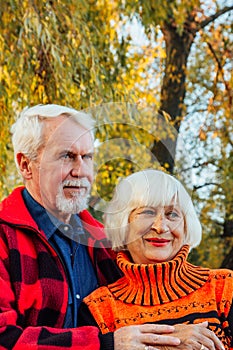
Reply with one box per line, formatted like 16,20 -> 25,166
63,225 -> 69,231
76,294 -> 81,299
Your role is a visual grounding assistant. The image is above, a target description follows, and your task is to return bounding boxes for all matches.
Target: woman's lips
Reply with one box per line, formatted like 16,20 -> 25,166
145,238 -> 171,247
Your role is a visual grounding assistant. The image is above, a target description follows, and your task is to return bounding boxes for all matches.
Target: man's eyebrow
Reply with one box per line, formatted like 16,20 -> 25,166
58,149 -> 94,155
59,149 -> 73,154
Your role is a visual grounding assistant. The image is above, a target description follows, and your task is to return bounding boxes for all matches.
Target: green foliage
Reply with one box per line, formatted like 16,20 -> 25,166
0,0 -> 163,198
0,0 -> 129,197
86,103 -> 174,205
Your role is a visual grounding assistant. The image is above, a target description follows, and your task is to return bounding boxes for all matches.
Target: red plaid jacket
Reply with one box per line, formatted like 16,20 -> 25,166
0,187 -> 120,350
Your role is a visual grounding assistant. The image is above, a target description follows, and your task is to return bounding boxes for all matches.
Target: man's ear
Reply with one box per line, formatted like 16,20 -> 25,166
16,153 -> 33,180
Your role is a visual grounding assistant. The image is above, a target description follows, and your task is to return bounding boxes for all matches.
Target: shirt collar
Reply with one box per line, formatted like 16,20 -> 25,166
22,188 -> 84,240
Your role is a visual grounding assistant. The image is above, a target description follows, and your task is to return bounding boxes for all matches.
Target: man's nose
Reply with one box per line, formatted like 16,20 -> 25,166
70,156 -> 84,177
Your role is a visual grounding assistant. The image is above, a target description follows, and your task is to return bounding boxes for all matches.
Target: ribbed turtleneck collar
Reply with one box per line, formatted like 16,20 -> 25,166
108,245 -> 210,306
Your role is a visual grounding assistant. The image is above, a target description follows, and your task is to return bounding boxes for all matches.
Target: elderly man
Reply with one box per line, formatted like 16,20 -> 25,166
0,104 -> 223,350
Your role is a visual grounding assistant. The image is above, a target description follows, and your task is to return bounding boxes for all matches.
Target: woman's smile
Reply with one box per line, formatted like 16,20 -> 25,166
126,205 -> 185,264
144,237 -> 172,247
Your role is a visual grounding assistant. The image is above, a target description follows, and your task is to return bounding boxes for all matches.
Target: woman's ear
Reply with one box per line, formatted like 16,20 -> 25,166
16,153 -> 33,180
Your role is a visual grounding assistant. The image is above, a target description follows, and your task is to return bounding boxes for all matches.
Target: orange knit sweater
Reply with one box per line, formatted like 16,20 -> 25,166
83,245 -> 233,349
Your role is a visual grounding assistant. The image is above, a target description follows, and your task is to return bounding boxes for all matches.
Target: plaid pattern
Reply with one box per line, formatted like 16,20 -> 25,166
0,187 -> 120,349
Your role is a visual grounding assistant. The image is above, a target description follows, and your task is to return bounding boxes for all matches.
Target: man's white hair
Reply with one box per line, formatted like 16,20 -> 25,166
11,104 -> 95,171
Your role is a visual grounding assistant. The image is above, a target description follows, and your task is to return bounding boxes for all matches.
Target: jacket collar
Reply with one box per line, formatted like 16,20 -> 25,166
0,186 -> 105,240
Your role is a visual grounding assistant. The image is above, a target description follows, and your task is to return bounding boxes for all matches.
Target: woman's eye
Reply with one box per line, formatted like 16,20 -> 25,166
140,209 -> 156,216
167,211 -> 179,219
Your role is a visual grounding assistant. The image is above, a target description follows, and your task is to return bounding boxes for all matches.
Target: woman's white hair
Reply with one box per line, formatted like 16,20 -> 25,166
104,169 -> 202,251
11,104 -> 95,171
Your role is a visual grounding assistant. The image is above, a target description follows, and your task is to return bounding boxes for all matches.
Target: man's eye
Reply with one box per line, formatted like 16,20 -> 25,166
82,154 -> 93,160
62,152 -> 73,159
62,153 -> 69,159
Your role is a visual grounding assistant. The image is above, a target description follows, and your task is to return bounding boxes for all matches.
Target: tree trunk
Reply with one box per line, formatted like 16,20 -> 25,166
151,18 -> 196,173
220,218 -> 233,269
220,147 -> 233,268
221,246 -> 233,269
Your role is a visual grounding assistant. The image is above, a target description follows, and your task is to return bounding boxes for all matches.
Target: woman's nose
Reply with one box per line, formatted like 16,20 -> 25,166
151,214 -> 168,233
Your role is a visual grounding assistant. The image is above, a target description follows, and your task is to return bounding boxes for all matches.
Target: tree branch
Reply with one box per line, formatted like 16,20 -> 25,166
206,41 -> 233,108
193,182 -> 219,190
178,160 -> 219,174
199,6 -> 233,30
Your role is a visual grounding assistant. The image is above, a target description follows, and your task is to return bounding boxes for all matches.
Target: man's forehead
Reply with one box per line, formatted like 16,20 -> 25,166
43,116 -> 85,133
43,118 -> 93,142
47,139 -> 94,152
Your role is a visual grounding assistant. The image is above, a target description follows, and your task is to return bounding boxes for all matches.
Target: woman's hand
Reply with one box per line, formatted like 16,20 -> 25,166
114,324 -> 180,350
113,322 -> 225,350
169,322 -> 225,350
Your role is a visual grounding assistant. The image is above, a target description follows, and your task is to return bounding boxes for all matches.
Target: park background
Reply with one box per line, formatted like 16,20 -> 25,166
0,0 -> 232,269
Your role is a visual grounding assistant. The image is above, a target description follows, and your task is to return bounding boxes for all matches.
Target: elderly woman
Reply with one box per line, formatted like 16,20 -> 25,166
78,170 -> 232,350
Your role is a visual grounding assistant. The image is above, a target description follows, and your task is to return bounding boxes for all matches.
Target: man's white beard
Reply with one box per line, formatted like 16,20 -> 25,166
56,178 -> 91,214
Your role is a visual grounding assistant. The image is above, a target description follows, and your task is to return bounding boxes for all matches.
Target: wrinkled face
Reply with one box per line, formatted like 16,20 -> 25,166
126,204 -> 185,264
26,116 -> 94,222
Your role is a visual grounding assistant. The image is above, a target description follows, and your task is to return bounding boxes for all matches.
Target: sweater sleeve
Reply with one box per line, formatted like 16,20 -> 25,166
0,281 -> 102,350
78,302 -> 100,327
214,269 -> 233,348
78,302 -> 114,350
0,324 -> 102,350
0,290 -> 102,350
